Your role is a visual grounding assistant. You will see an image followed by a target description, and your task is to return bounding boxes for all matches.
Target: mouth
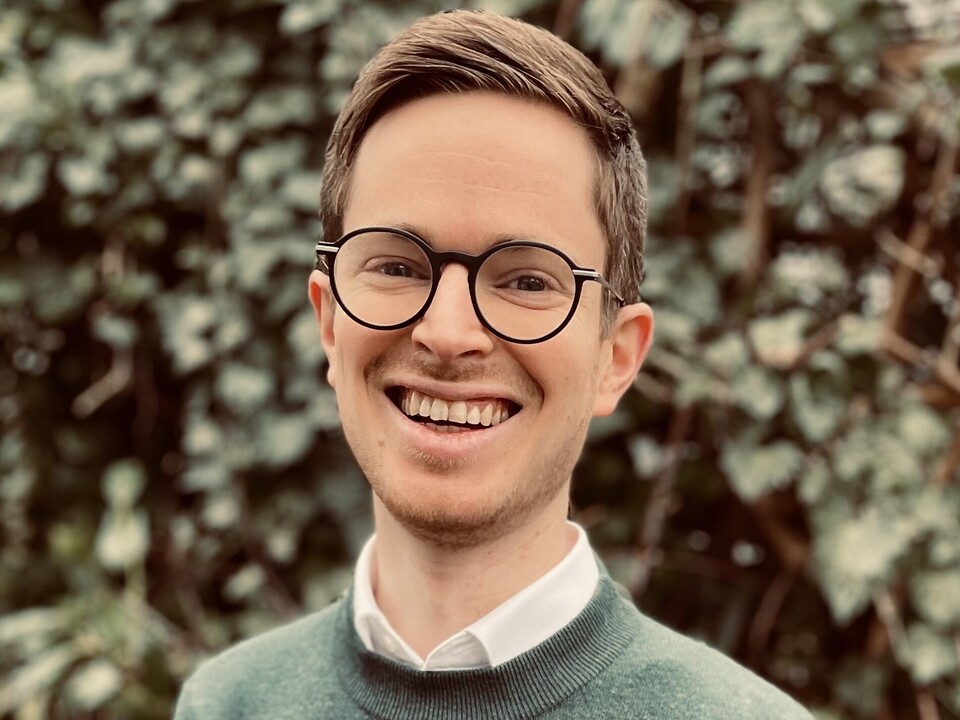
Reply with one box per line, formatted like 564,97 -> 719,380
386,386 -> 522,433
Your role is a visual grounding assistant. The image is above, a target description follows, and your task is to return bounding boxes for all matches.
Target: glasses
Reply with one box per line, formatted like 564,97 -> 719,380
315,227 -> 626,344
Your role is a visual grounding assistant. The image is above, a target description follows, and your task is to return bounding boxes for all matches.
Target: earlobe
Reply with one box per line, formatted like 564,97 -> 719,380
308,269 -> 337,388
592,303 -> 654,417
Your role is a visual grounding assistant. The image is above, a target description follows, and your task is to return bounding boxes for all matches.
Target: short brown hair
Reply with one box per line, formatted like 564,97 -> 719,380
319,10 -> 647,315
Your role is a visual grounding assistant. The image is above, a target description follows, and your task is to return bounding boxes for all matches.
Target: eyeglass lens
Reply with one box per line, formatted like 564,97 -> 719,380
332,230 -> 578,341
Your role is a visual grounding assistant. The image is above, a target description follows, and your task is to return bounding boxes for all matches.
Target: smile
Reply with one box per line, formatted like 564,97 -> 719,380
388,387 -> 520,432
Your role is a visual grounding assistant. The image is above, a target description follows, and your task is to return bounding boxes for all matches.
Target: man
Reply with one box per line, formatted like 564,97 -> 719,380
175,10 -> 813,719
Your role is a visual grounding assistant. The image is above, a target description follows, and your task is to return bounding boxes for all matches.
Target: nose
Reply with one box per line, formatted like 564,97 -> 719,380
410,263 -> 495,360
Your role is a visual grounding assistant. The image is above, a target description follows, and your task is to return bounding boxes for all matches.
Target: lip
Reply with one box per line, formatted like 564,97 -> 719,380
380,387 -> 519,460
383,377 -> 523,407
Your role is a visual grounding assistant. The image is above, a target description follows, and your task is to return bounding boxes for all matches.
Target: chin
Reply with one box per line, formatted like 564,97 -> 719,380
370,467 -> 564,549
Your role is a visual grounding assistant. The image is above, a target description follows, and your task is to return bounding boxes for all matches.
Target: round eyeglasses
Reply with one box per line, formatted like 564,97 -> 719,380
315,227 -> 626,344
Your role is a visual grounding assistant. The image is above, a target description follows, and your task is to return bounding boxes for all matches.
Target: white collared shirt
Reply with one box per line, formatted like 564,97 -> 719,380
352,522 -> 600,671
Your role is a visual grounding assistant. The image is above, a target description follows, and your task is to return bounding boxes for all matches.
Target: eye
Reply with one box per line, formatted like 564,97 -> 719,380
377,262 -> 416,277
507,275 -> 548,292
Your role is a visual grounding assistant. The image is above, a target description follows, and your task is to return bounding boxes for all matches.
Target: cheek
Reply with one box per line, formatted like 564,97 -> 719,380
523,337 -> 600,408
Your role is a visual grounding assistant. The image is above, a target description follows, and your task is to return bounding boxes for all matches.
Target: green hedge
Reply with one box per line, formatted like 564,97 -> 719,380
1,0 -> 958,717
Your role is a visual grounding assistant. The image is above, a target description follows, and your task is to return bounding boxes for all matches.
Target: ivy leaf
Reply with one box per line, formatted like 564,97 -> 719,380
903,624 -> 958,684
721,436 -> 803,501
646,9 -> 692,69
727,0 -> 805,78
703,332 -> 749,379
789,373 -> 846,442
215,362 -> 274,417
814,507 -> 913,624
896,403 -> 950,459
280,0 -> 343,35
748,309 -> 814,368
64,660 -> 123,711
256,411 -> 314,468
102,459 -> 146,510
820,145 -> 905,226
910,569 -> 960,628
704,56 -> 753,88
730,367 -> 785,421
835,314 -> 882,355
0,645 -> 77,714
1,153 -> 49,211
94,510 -> 150,571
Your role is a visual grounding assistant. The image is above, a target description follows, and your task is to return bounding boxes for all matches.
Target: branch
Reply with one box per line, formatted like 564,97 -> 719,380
737,80 -> 775,293
746,568 -> 798,662
672,38 -> 703,236
935,427 -> 960,487
72,348 -> 134,418
631,405 -> 696,596
916,689 -> 942,720
750,496 -> 810,572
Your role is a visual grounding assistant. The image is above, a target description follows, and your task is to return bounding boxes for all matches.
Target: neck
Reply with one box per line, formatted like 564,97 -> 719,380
370,493 -> 576,660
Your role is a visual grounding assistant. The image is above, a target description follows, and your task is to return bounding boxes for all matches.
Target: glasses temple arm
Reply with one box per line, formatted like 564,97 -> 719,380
573,270 -> 629,307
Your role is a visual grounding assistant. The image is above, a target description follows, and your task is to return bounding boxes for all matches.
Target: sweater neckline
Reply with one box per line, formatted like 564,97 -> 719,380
333,575 -> 637,720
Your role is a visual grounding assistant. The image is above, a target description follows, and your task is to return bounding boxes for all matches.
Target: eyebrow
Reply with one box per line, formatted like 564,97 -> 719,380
389,221 -> 549,251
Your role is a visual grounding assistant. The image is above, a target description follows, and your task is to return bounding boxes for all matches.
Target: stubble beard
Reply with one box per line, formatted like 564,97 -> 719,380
346,347 -> 593,548
365,434 -> 584,549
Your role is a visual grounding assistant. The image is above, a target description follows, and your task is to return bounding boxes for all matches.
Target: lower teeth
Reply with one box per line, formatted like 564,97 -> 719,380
425,422 -> 476,433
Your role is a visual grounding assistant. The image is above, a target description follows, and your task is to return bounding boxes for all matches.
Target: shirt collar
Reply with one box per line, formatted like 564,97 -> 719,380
352,522 -> 599,671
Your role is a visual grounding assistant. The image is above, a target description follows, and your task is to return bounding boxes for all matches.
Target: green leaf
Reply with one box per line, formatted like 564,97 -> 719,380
0,607 -> 68,647
748,309 -> 814,368
820,145 -> 905,226
280,171 -> 324,212
704,56 -> 753,88
730,367 -> 785,421
64,659 -> 123,711
896,403 -> 950,459
903,624 -> 958,684
245,87 -> 315,131
726,0 -> 805,78
92,314 -> 138,350
798,456 -> 832,505
814,507 -> 913,624
0,645 -> 77,714
1,153 -> 49,211
789,373 -> 846,442
646,10 -> 692,69
94,510 -> 149,571
703,333 -> 749,379
102,459 -> 146,509
834,314 -> 881,355
223,564 -> 266,602
215,362 -> 274,417
280,0 -> 343,35
580,0 -> 653,66
721,436 -> 803,501
256,411 -> 314,467
910,569 -> 960,628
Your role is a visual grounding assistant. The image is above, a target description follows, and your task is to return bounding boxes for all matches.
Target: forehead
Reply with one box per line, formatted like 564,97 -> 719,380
342,92 -> 605,265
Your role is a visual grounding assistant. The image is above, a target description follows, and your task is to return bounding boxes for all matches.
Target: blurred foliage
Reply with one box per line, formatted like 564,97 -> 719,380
1,0 -> 959,717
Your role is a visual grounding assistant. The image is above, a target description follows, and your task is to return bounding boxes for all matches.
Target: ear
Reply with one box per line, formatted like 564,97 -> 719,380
592,303 -> 654,417
308,269 -> 337,388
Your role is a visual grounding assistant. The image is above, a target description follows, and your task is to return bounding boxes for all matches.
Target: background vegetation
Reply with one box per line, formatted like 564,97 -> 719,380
1,0 -> 958,717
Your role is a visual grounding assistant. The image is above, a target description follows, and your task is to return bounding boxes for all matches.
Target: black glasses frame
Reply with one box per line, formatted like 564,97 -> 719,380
315,226 -> 627,344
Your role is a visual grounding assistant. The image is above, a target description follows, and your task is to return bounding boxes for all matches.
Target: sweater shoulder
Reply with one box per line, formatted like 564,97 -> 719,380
585,597 -> 813,720
174,599 -> 345,720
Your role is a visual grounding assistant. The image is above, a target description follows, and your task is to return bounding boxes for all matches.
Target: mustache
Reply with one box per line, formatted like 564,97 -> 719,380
366,348 -> 542,399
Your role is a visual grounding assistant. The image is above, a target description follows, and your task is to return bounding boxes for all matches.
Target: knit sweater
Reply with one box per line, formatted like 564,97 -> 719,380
174,576 -> 813,719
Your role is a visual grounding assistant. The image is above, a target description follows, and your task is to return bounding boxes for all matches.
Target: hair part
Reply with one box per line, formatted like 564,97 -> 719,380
319,10 -> 647,329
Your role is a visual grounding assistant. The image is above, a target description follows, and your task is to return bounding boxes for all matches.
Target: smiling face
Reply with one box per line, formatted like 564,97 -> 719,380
310,92 -> 652,547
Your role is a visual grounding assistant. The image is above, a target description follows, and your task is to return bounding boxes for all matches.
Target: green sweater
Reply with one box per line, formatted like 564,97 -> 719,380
175,576 -> 813,719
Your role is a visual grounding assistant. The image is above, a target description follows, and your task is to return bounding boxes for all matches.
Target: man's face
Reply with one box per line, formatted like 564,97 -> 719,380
310,92 -> 651,546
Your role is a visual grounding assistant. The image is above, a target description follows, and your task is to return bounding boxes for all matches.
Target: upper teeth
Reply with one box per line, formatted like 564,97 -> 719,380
401,389 -> 510,427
